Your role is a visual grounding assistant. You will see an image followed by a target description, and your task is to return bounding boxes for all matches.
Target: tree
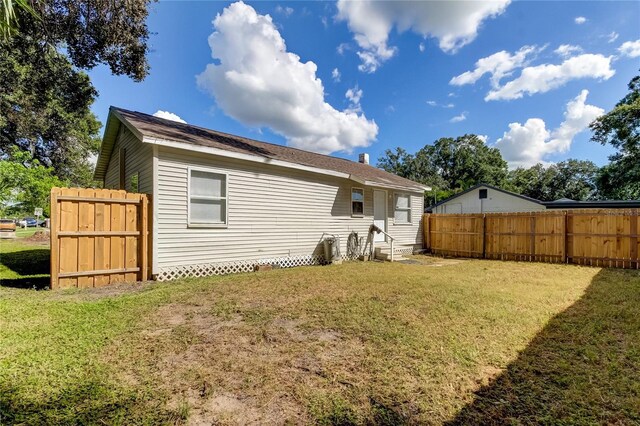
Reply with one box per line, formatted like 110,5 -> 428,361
0,35 -> 101,186
590,71 -> 640,199
11,0 -> 154,81
0,0 -> 38,39
508,160 -> 599,201
1,0 -> 155,186
377,135 -> 508,205
419,135 -> 509,192
0,148 -> 64,216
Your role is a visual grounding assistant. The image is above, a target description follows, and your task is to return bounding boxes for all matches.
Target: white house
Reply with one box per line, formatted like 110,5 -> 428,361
426,183 -> 640,214
426,184 -> 545,214
94,107 -> 429,281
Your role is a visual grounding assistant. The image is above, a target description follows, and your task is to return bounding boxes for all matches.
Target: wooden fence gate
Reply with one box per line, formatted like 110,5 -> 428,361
50,187 -> 150,289
423,209 -> 640,269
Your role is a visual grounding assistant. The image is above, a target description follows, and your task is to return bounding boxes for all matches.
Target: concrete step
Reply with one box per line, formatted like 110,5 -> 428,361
374,246 -> 405,262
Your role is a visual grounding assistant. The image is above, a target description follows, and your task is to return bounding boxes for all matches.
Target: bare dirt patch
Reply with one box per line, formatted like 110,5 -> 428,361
108,299 -> 366,424
401,254 -> 466,267
50,280 -> 159,300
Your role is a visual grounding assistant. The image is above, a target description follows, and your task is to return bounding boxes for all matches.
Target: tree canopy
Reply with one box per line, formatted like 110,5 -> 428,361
1,0 -> 155,192
590,71 -> 640,199
0,147 -> 64,216
378,137 -> 601,205
378,135 -> 508,200
507,160 -> 599,202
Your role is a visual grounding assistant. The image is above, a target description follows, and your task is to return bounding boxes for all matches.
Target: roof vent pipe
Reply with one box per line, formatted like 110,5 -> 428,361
358,153 -> 369,165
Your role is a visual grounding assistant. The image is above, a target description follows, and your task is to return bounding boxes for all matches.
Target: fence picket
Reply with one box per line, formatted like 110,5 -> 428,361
425,209 -> 639,270
49,188 -> 151,289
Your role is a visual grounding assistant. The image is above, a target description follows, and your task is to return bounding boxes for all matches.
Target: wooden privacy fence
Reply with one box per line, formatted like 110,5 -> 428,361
50,187 -> 150,289
423,210 -> 640,269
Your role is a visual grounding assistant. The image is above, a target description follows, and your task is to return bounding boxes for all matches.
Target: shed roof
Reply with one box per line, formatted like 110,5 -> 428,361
94,107 -> 429,192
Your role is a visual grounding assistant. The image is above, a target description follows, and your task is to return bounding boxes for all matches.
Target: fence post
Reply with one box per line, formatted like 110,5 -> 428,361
423,214 -> 431,252
140,194 -> 149,281
50,188 -> 59,289
481,214 -> 487,259
563,211 -> 569,264
631,208 -> 638,270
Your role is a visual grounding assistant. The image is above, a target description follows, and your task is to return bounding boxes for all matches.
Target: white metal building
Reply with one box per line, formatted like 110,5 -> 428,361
426,184 -> 545,214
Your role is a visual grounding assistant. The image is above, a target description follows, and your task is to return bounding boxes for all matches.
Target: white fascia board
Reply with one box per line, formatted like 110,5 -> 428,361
142,135 -> 353,180
364,180 -> 431,192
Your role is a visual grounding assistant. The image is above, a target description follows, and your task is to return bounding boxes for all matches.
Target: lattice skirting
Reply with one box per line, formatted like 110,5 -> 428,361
157,254 -> 325,281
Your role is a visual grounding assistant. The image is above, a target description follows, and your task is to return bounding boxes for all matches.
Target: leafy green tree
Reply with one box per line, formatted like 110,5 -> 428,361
590,72 -> 640,199
0,148 -> 64,216
419,135 -> 509,192
1,0 -> 155,186
0,0 -> 38,39
0,36 -> 101,186
508,160 -> 599,201
378,135 -> 508,205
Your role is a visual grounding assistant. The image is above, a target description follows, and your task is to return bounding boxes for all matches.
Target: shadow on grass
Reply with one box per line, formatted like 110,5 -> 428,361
448,268 -> 640,425
1,248 -> 50,289
0,379 -> 180,425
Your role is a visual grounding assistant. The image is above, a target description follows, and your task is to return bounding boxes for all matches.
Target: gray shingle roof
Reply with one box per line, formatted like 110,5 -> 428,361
100,107 -> 427,191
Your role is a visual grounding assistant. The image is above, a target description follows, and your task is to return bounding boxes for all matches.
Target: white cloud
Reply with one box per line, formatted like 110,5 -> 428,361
450,45 -> 542,88
419,42 -> 425,52
275,5 -> 293,17
554,44 -> 582,58
152,110 -> 186,123
336,0 -> 510,73
477,135 -> 489,143
485,54 -> 615,101
607,31 -> 619,43
332,67 -> 341,82
336,42 -> 350,55
196,1 -> 378,154
427,100 -> 455,108
618,39 -> 640,58
575,16 -> 587,24
345,85 -> 363,107
495,90 -> 604,167
450,112 -> 467,123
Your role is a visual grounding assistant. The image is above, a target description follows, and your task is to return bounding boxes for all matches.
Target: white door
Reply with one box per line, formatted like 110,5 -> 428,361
373,190 -> 387,242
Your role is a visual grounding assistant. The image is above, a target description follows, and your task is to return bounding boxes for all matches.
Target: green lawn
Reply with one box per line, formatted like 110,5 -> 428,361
0,245 -> 639,424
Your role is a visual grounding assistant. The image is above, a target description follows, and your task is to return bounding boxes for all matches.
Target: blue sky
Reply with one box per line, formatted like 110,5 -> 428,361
88,1 -> 640,169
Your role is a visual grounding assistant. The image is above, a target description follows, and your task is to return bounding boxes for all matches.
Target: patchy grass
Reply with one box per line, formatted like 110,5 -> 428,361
15,227 -> 40,238
0,258 -> 639,424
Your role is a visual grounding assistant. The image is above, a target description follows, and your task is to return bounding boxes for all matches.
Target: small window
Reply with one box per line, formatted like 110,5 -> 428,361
351,188 -> 364,216
394,193 -> 412,223
479,189 -> 488,199
188,168 -> 228,226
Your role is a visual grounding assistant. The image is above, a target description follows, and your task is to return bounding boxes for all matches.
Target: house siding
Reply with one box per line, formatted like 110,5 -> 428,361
103,126 -> 153,194
155,146 -> 423,274
432,186 -> 545,214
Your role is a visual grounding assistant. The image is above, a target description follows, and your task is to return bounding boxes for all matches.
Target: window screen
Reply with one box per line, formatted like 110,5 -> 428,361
189,169 -> 227,225
394,193 -> 411,223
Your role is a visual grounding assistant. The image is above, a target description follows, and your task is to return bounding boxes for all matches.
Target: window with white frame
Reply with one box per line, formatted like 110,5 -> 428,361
188,168 -> 228,226
394,193 -> 411,223
351,188 -> 364,216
